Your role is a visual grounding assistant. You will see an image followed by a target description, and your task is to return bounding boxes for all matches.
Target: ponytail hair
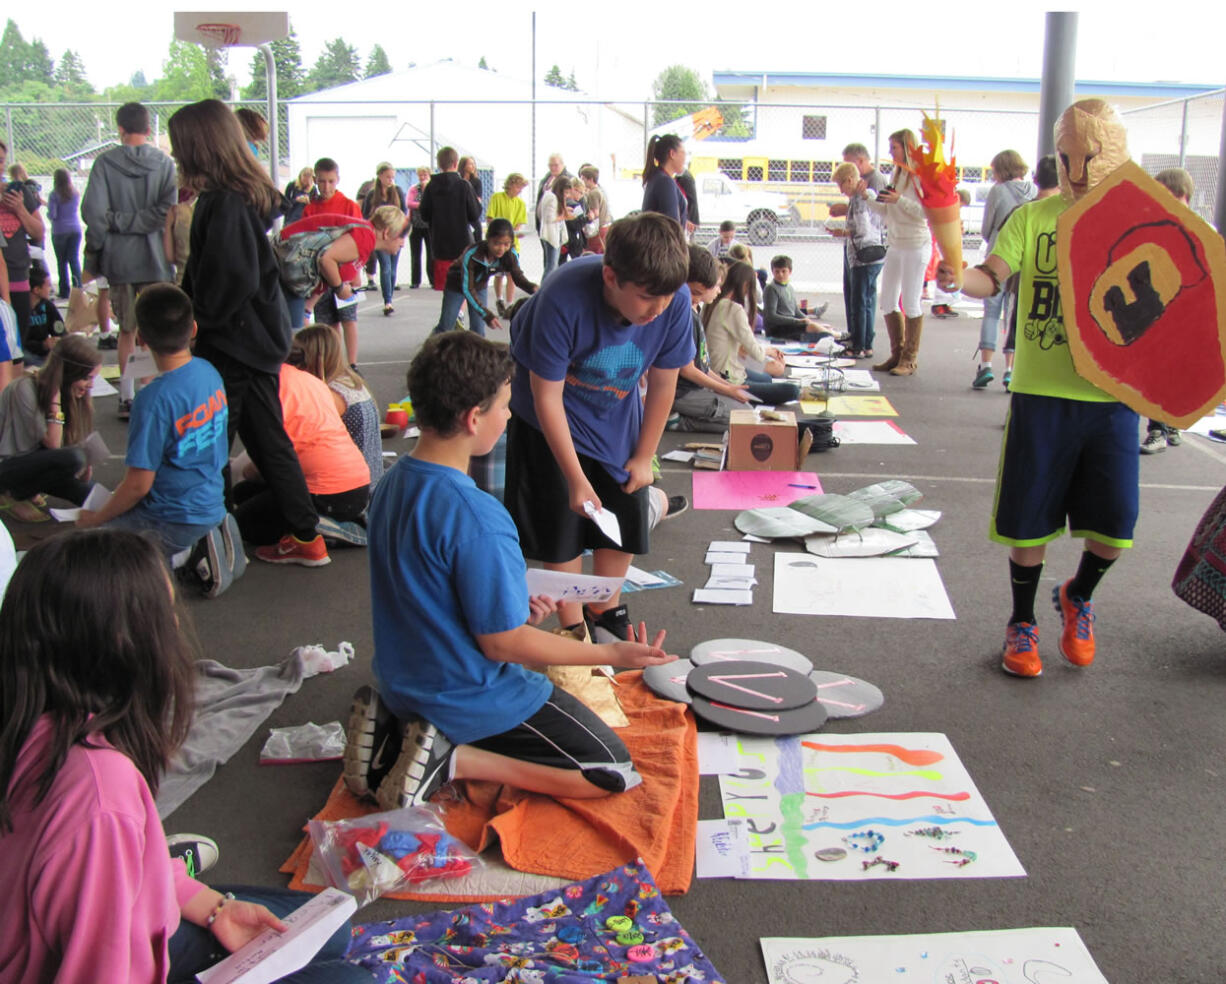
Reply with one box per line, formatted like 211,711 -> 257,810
643,134 -> 683,186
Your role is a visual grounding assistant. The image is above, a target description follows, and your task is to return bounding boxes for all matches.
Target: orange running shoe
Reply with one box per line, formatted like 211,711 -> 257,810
1001,621 -> 1041,677
1053,581 -> 1095,666
254,533 -> 331,567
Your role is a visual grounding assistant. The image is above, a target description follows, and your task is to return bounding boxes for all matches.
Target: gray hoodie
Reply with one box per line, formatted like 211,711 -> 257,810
982,179 -> 1037,252
81,143 -> 177,285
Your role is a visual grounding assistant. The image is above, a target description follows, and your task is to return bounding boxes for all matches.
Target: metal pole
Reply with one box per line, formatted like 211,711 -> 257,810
531,12 -> 537,201
1179,98 -> 1190,169
1037,12 -> 1078,161
1215,91 -> 1226,234
873,106 -> 881,170
5,108 -> 13,160
259,43 -> 279,190
429,101 -> 435,163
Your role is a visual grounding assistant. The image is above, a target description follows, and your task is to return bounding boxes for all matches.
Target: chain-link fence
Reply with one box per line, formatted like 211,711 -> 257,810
4,94 -> 1221,290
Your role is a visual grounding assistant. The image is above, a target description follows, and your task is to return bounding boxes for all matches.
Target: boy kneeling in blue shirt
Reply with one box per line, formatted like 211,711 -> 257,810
77,283 -> 228,559
350,331 -> 675,810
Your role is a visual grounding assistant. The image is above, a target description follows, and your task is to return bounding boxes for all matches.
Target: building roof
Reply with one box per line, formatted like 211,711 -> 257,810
712,71 -> 1222,101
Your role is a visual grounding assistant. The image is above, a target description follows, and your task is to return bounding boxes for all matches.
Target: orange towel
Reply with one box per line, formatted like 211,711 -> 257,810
280,672 -> 699,899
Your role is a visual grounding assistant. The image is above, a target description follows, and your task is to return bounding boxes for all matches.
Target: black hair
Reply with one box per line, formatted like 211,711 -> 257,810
134,283 -> 195,355
407,332 -> 514,437
28,264 -> 48,290
686,245 -> 719,289
642,134 -> 683,185
313,157 -> 339,175
0,530 -> 198,833
485,218 -> 514,241
718,220 -> 736,233
770,255 -> 793,270
1035,154 -> 1059,191
116,102 -> 149,135
603,213 -> 688,296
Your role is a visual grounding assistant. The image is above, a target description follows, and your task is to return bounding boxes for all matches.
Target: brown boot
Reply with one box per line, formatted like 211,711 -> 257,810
873,312 -> 904,372
891,315 -> 924,376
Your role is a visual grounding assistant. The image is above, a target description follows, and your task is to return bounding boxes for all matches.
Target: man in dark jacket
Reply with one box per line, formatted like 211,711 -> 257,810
418,146 -> 480,292
81,102 -> 177,414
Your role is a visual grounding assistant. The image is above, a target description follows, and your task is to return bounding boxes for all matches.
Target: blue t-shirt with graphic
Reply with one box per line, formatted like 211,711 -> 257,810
125,357 -> 228,526
368,456 -> 550,744
508,255 -> 694,481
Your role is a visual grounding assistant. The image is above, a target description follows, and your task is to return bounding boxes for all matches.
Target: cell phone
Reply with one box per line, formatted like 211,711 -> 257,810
4,182 -> 19,194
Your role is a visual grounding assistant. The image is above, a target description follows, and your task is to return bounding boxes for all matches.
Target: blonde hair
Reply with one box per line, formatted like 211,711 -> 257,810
371,204 -> 407,237
290,325 -> 365,392
832,162 -> 859,185
503,172 -> 526,193
888,129 -> 918,190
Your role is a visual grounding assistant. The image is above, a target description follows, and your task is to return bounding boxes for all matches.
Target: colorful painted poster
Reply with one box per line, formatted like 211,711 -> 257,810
761,927 -> 1107,984
801,395 -> 898,417
714,732 -> 1024,880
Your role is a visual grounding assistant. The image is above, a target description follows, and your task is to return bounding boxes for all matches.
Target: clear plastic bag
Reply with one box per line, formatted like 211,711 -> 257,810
308,805 -> 480,906
259,721 -> 346,764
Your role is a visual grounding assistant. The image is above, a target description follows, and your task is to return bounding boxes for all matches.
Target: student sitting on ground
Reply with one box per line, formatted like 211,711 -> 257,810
433,218 -> 537,337
0,335 -> 99,523
76,284 -> 228,560
0,290 -> 18,392
706,220 -> 740,260
347,331 -> 675,811
232,358 -> 371,552
670,246 -> 754,432
704,261 -> 799,405
289,325 -> 383,493
762,255 -> 830,339
0,530 -> 373,984
21,265 -> 64,367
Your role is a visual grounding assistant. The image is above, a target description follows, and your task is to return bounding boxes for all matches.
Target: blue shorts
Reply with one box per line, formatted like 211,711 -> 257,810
991,392 -> 1139,549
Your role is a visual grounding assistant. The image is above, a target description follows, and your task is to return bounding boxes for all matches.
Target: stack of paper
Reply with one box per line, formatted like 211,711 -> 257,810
694,541 -> 755,605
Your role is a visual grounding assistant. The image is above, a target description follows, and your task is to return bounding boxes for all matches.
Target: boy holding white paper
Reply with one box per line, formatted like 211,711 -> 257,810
353,331 -> 675,811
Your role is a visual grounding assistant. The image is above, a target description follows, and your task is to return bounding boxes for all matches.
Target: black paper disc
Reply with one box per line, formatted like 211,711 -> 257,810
642,659 -> 694,704
690,638 -> 813,675
689,693 -> 827,736
808,670 -> 885,719
687,660 -> 818,711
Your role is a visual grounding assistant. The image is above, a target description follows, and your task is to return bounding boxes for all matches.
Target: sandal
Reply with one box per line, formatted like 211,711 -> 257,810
383,304 -> 394,316
0,493 -> 49,523
861,349 -> 874,360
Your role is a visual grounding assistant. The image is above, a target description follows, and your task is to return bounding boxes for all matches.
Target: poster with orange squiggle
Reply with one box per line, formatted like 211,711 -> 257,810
712,732 -> 1025,880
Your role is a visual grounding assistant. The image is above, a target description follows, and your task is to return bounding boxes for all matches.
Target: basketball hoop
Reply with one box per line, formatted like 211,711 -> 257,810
195,22 -> 241,46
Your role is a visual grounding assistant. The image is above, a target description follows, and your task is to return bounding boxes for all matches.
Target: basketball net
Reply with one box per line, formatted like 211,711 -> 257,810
195,22 -> 241,47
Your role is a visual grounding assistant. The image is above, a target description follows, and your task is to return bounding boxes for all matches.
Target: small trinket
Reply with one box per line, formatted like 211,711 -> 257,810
931,846 -> 977,867
860,854 -> 900,872
842,830 -> 885,853
815,847 -> 847,862
905,825 -> 956,840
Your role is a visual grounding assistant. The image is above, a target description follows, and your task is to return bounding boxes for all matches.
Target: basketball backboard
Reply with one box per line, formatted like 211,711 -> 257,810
173,11 -> 290,48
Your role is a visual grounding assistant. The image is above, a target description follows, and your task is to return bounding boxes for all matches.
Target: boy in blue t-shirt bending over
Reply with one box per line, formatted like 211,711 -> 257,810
505,212 -> 694,640
350,331 -> 675,810
77,283 -> 227,558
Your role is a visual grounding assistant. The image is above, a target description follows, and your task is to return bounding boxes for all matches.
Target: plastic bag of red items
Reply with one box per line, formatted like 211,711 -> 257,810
308,805 -> 480,906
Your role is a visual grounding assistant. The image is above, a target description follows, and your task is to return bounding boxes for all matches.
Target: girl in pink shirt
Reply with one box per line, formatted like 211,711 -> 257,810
0,530 -> 371,983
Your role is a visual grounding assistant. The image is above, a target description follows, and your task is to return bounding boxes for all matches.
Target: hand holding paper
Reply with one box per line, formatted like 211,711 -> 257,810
583,499 -> 623,547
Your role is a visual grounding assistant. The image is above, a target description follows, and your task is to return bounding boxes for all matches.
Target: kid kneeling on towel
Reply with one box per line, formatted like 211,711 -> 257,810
348,331 -> 675,810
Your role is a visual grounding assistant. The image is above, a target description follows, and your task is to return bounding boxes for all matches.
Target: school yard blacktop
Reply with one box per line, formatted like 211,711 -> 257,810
25,280 -> 1226,982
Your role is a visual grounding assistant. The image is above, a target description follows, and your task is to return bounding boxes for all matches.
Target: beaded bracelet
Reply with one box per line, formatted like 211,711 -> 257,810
973,262 -> 1003,296
842,830 -> 885,853
206,891 -> 236,928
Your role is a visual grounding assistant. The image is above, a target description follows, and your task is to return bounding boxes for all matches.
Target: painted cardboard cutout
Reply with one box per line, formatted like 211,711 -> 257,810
1057,159 -> 1226,426
1054,98 -> 1129,203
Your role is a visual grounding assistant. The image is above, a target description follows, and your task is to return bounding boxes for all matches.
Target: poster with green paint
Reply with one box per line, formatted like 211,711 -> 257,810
713,732 -> 1026,880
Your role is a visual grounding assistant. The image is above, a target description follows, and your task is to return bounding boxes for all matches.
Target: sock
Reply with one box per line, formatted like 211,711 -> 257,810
1067,551 -> 1115,601
119,376 -> 136,401
1008,559 -> 1043,625
980,361 -> 992,370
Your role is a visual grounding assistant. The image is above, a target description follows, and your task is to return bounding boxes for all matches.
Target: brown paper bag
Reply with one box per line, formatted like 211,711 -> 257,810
64,286 -> 100,333
545,665 -> 631,728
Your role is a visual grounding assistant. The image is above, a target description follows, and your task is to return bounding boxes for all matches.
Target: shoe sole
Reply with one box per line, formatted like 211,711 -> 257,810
1053,586 -> 1095,667
661,503 -> 689,522
255,551 -> 331,567
316,517 -> 368,547
343,686 -> 397,799
375,719 -> 451,811
1001,658 -> 1042,678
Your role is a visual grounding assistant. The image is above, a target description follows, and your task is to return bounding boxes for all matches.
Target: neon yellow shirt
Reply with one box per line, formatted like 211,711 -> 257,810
486,192 -> 527,250
991,194 -> 1114,402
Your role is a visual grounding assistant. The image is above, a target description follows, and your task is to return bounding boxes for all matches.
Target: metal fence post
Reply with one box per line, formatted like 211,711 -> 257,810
874,106 -> 881,166
260,44 -> 279,189
429,101 -> 435,164
5,108 -> 12,159
1179,98 -> 1190,169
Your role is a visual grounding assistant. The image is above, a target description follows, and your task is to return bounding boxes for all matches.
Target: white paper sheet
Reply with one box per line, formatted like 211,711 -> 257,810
705,575 -> 757,590
695,817 -> 750,879
710,562 -> 755,578
624,564 -> 666,587
832,420 -> 916,445
693,588 -> 753,605
661,449 -> 695,462
49,483 -> 111,523
773,553 -> 956,620
121,349 -> 158,382
705,551 -> 749,565
742,533 -> 771,543
90,374 -> 118,397
708,540 -> 752,553
401,426 -> 420,440
583,500 -> 622,546
761,928 -> 1108,984
197,888 -> 357,984
524,568 -> 623,604
83,431 -> 111,466
696,732 -> 740,774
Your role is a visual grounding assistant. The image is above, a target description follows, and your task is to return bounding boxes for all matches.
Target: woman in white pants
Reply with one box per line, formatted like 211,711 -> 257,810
871,129 -> 932,376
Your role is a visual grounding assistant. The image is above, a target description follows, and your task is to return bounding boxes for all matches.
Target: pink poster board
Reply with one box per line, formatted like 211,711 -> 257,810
692,471 -> 823,510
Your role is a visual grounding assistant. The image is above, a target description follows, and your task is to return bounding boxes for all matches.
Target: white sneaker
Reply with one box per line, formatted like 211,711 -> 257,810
166,834 -> 219,878
1140,429 -> 1167,454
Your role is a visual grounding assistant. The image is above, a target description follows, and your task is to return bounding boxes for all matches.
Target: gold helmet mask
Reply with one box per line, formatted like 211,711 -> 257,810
1054,98 -> 1129,202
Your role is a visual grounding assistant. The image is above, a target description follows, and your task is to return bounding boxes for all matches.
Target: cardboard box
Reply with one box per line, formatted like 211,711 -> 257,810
727,409 -> 798,471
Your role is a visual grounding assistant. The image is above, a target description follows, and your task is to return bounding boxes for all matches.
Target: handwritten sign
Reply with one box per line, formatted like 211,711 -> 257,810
525,568 -> 624,604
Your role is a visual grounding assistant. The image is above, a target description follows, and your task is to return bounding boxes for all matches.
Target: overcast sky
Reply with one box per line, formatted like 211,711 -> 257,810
12,3 -> 1226,98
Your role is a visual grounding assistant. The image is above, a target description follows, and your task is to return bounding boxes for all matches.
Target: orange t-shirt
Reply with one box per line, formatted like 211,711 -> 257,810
303,191 -> 362,221
278,365 -> 370,495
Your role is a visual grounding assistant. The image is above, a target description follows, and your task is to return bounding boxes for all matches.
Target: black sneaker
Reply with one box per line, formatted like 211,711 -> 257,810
167,833 -> 219,878
343,686 -> 401,800
585,603 -> 633,644
97,334 -> 118,350
496,299 -> 509,318
661,495 -> 689,522
375,716 -> 454,810
117,398 -> 132,420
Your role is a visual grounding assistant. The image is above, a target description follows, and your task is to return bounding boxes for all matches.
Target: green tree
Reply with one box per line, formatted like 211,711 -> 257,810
27,38 -> 53,84
714,97 -> 753,139
306,38 -> 360,92
206,47 -> 231,99
565,70 -> 578,92
543,64 -> 565,89
364,44 -> 391,79
0,19 -> 55,90
241,29 -> 305,100
53,49 -> 92,92
650,65 -> 708,126
478,56 -> 489,70
152,40 -> 213,102
130,70 -> 149,90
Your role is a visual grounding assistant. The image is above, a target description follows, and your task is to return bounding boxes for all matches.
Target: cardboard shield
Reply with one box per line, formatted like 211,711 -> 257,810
1057,160 -> 1226,427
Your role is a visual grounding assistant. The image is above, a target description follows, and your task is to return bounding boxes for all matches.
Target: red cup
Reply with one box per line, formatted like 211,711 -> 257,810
385,408 -> 409,430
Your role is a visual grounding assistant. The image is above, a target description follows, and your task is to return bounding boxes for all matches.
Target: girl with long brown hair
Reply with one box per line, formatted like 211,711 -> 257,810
362,163 -> 407,313
641,133 -> 687,227
47,168 -> 82,298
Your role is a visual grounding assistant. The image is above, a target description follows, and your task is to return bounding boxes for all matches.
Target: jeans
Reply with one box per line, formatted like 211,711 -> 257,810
979,290 -> 1006,352
541,241 -> 559,280
103,500 -> 217,561
0,446 -> 91,504
848,261 -> 883,352
52,231 -> 82,297
433,287 -> 489,337
744,369 -> 800,405
284,291 -> 306,332
376,250 -> 399,304
168,885 -> 373,984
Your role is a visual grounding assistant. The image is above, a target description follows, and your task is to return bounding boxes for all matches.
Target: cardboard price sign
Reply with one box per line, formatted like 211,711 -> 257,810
1057,160 -> 1226,427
